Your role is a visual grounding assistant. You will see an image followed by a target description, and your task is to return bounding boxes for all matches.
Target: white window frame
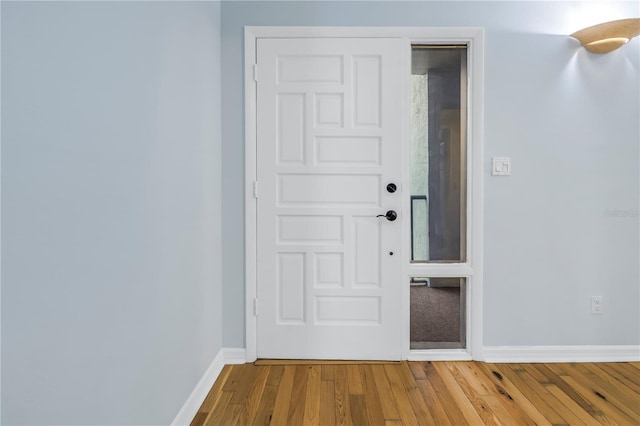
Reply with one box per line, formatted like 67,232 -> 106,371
244,26 -> 484,362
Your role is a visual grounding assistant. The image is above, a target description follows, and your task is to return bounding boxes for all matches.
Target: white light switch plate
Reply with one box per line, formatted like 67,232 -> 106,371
492,157 -> 511,176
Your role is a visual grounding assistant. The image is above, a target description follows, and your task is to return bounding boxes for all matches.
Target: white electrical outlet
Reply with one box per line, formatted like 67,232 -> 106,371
591,296 -> 603,314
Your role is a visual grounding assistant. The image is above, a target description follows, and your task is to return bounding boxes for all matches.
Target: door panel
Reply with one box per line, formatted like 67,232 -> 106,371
256,38 -> 403,360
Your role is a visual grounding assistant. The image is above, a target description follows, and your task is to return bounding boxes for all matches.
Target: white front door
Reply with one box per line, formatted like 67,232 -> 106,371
256,37 -> 404,360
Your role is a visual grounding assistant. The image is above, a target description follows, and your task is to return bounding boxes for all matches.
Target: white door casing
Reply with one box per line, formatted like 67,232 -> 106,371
256,38 -> 404,360
245,27 -> 484,362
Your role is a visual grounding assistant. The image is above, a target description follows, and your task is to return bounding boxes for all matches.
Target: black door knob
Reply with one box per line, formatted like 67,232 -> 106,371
377,210 -> 398,221
386,183 -> 397,193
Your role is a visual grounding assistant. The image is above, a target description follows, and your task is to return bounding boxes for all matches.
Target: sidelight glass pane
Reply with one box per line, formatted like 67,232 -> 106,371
410,46 -> 467,262
410,277 -> 466,350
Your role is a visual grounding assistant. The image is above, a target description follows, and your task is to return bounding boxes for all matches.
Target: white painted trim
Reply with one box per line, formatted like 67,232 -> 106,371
0,3 -> 3,418
245,26 -> 484,362
402,30 -> 485,361
408,349 -> 472,362
245,27 -> 258,363
244,26 -> 484,40
400,38 -> 411,363
223,347 -> 248,365
467,30 -> 485,362
171,350 -> 226,426
171,348 -> 248,425
483,346 -> 640,363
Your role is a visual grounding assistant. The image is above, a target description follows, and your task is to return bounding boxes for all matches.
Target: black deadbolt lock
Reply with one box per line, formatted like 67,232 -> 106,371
386,183 -> 397,193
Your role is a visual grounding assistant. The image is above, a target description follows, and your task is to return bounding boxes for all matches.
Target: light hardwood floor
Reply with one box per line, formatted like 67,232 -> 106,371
191,361 -> 640,425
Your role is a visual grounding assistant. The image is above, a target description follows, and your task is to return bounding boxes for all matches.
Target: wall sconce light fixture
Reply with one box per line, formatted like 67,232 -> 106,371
571,18 -> 640,54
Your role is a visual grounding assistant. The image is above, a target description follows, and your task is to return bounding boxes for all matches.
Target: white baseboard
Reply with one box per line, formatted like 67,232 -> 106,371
171,348 -> 248,426
483,345 -> 640,363
223,347 -> 248,364
408,349 -> 472,362
171,349 -> 225,426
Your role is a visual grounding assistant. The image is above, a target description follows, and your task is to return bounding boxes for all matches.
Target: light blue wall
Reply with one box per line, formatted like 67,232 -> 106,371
221,1 -> 639,347
1,0 -> 638,423
1,1 -> 223,424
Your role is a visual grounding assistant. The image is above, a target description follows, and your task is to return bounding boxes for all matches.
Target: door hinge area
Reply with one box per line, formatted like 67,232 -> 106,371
253,181 -> 258,198
253,64 -> 258,82
253,298 -> 258,316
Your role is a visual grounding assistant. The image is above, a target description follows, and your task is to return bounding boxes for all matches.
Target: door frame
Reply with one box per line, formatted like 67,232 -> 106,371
245,26 -> 485,363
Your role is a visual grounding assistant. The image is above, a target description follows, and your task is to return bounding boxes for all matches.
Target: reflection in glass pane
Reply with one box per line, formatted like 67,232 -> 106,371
410,46 -> 467,262
411,196 -> 428,260
410,277 -> 466,350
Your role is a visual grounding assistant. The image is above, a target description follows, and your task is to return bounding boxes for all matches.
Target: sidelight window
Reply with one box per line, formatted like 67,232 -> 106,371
410,45 -> 469,351
410,46 -> 467,263
410,277 -> 466,349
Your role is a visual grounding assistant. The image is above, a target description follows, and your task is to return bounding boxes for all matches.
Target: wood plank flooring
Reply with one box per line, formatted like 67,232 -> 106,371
191,361 -> 640,425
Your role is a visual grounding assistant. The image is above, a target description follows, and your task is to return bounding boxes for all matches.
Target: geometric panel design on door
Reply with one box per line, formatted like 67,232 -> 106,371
315,296 -> 381,325
257,36 -> 404,360
278,215 -> 343,244
277,94 -> 305,165
315,93 -> 344,128
277,55 -> 343,84
352,216 -> 381,288
278,174 -> 381,206
352,56 -> 381,127
314,253 -> 344,288
315,136 -> 381,166
277,253 -> 305,324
